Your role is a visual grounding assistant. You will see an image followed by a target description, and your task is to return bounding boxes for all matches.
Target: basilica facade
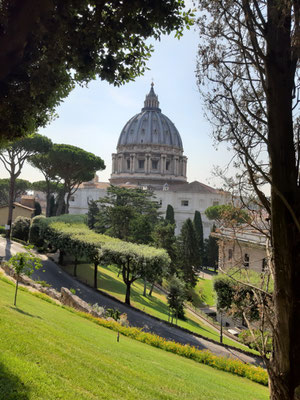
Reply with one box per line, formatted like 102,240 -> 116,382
69,85 -> 229,237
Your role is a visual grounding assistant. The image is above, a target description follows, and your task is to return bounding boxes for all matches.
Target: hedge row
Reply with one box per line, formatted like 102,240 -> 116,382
29,216 -> 170,294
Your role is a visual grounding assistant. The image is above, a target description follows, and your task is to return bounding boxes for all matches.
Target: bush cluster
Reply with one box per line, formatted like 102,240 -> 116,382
12,216 -> 31,241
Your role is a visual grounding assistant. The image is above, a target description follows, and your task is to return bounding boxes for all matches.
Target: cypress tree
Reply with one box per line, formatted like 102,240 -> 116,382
165,204 -> 175,225
178,218 -> 198,287
193,210 -> 204,267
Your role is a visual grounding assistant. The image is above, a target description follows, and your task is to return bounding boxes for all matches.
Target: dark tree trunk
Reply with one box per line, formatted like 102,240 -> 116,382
46,180 -> 51,217
125,283 -> 131,306
149,283 -> 154,296
266,2 -> 300,398
6,171 -> 16,239
65,191 -> 71,214
14,277 -> 19,307
143,278 -> 147,296
94,262 -> 98,289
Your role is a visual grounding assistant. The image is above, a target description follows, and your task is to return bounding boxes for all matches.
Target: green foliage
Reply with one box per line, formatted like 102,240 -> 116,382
214,274 -> 261,322
11,216 -> 31,242
193,210 -> 204,267
29,215 -> 47,247
205,204 -> 250,225
0,178 -> 32,205
213,275 -> 234,311
203,225 -> 218,270
239,330 -> 272,354
31,216 -> 170,305
47,144 -> 105,214
9,246 -> 42,306
94,185 -> 160,244
165,204 -> 175,226
34,201 -> 42,216
0,2 -> 193,142
70,288 -> 76,295
152,221 -> 178,275
178,219 -> 199,287
105,308 -> 121,321
29,151 -> 63,217
167,275 -> 186,320
87,199 -> 99,229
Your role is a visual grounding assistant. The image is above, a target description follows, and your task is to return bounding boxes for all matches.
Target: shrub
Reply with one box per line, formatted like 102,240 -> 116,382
0,226 -> 5,235
11,216 -> 31,241
29,215 -> 46,246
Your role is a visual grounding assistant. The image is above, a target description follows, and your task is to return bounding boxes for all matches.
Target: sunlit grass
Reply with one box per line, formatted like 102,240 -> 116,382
0,277 -> 268,400
62,261 -> 251,351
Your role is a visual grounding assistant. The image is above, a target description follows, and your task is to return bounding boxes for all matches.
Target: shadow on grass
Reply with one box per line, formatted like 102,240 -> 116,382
9,307 -> 42,319
0,362 -> 30,400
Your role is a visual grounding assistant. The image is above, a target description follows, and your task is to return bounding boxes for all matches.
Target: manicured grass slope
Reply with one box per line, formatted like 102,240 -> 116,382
0,279 -> 268,400
63,262 -> 248,351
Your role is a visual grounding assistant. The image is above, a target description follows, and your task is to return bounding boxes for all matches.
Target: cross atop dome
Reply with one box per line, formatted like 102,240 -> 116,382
143,83 -> 160,111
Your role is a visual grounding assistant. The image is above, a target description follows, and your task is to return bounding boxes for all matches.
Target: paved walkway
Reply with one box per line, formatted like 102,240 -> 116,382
0,237 -> 263,367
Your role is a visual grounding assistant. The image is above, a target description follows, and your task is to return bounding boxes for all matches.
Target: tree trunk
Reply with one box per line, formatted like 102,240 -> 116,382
65,191 -> 71,214
6,171 -> 16,239
125,283 -> 131,306
56,190 -> 65,216
46,180 -> 51,217
266,2 -> 300,398
149,282 -> 154,296
143,277 -> 147,296
94,262 -> 98,289
14,277 -> 19,307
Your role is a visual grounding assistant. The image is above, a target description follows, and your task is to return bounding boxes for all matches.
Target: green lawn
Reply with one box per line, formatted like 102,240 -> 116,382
0,277 -> 268,400
189,278 -> 216,308
62,262 -> 251,352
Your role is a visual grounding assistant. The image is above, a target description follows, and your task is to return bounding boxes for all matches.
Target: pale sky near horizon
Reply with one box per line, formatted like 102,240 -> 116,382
0,5 -> 234,189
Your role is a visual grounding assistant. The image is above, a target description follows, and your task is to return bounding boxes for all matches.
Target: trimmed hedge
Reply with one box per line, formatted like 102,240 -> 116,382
29,216 -> 170,301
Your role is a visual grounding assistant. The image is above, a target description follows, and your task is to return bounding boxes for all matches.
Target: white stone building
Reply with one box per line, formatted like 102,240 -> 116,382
69,85 -> 230,238
212,226 -> 268,273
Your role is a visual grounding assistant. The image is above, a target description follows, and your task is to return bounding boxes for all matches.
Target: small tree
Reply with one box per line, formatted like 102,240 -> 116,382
152,221 -> 178,276
178,219 -> 199,287
203,225 -> 219,271
50,144 -> 105,214
95,186 -> 160,242
165,204 -> 175,226
193,210 -> 204,268
87,200 -> 99,230
9,246 -> 42,306
0,134 -> 52,237
167,276 -> 186,323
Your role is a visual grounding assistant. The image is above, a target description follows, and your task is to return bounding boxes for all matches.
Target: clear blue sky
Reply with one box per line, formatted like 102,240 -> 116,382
0,7 -> 233,188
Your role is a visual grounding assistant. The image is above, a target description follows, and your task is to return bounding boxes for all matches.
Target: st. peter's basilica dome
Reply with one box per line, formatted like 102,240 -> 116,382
110,84 -> 187,186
